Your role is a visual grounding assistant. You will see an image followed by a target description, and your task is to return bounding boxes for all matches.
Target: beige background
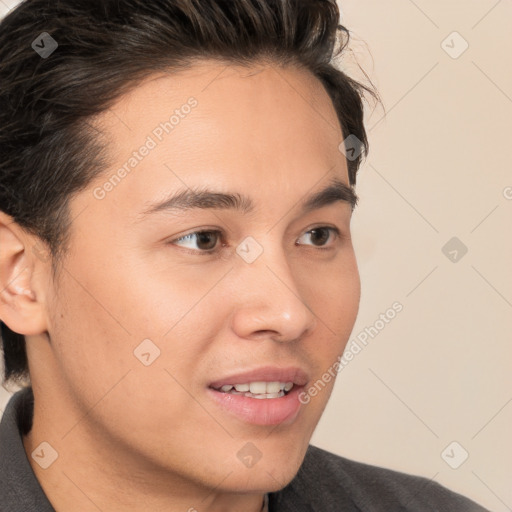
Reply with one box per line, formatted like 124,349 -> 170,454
1,1 -> 511,511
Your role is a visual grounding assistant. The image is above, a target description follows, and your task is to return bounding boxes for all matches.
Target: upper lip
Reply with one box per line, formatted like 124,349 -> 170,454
209,366 -> 309,389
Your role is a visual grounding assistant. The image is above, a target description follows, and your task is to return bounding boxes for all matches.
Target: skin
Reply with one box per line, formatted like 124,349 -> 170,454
0,60 -> 361,511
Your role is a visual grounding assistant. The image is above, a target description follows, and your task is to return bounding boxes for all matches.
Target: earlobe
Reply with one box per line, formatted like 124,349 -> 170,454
0,211 -> 48,336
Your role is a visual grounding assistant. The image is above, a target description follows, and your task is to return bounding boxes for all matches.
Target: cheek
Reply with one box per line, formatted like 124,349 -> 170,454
309,249 -> 360,338
47,271 -> 132,397
48,252 -> 214,388
46,258 -> 211,443
300,251 -> 360,406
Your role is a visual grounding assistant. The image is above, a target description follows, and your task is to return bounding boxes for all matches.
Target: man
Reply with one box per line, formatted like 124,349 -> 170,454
0,0 -> 491,510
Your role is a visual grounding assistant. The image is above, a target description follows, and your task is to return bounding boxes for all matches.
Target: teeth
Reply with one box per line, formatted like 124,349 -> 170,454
266,382 -> 282,393
216,381 -> 294,396
250,382 -> 267,394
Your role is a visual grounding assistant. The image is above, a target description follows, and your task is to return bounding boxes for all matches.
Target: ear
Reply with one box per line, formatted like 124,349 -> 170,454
0,211 -> 49,336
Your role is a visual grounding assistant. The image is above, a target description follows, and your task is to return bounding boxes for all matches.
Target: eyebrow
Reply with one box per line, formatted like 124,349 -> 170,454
138,177 -> 358,219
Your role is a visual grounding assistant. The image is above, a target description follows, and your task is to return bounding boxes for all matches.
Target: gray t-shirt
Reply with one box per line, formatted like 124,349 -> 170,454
0,387 -> 491,511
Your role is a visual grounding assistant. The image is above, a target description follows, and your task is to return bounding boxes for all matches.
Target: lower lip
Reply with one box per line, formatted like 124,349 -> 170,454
207,385 -> 304,426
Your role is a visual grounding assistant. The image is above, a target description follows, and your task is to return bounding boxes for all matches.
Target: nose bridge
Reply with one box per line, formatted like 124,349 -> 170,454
230,233 -> 318,342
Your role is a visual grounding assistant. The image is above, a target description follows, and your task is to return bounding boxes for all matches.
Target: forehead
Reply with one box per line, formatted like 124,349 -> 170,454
101,59 -> 340,131
95,59 -> 344,161
78,60 -> 349,223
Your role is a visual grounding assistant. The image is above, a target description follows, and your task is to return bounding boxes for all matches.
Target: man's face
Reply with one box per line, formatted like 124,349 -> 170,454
36,61 -> 360,493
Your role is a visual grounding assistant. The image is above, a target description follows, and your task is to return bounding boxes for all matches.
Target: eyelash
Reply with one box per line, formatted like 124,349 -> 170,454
169,226 -> 342,256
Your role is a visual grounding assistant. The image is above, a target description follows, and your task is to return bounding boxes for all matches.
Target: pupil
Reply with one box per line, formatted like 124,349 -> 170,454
311,228 -> 328,245
198,232 -> 217,250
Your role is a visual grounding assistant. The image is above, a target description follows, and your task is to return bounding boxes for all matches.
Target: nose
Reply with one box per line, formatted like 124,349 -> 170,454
229,244 -> 318,344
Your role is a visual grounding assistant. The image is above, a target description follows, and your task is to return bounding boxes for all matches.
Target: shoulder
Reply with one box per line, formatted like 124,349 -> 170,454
269,445 -> 490,512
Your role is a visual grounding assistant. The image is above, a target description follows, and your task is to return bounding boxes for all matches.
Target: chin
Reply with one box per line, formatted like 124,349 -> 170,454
220,458 -> 305,494
222,437 -> 309,493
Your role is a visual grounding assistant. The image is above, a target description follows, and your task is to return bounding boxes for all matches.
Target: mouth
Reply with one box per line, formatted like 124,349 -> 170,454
207,367 -> 309,426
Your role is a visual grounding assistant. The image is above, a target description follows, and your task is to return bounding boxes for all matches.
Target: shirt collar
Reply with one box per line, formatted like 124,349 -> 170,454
0,386 -> 55,511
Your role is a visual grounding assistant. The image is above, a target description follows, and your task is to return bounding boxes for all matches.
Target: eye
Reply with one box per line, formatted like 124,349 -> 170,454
171,230 -> 223,253
296,226 -> 340,249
